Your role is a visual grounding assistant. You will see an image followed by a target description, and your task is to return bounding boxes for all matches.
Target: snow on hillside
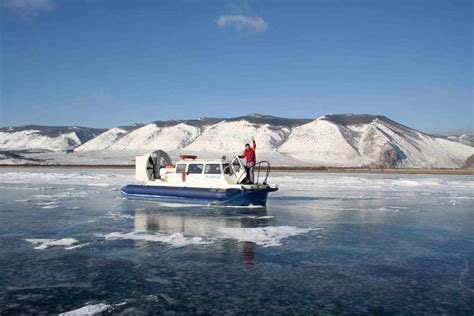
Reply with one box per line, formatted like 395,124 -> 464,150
0,153 -> 26,164
278,115 -> 473,168
279,119 -> 363,166
75,127 -> 129,151
360,118 -> 472,168
1,114 -> 472,167
107,123 -> 201,151
185,120 -> 290,153
0,129 -> 83,151
0,126 -> 103,151
446,134 -> 474,147
165,120 -> 302,165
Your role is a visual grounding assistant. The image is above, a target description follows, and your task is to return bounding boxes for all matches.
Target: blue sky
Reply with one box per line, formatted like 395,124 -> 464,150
1,0 -> 472,134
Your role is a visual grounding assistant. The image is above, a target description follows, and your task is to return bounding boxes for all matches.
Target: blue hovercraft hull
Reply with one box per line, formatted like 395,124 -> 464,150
121,185 -> 276,206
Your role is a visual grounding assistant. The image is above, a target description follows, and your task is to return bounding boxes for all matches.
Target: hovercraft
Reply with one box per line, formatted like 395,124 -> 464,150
121,150 -> 278,206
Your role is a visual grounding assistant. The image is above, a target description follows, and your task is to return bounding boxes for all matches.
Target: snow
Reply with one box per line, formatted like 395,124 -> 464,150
175,120 -> 304,165
279,118 -> 473,167
0,170 -> 130,186
0,130 -> 84,151
0,154 -> 27,164
369,119 -> 473,168
1,168 -> 472,195
185,120 -> 290,153
279,119 -> 362,166
269,173 -> 474,193
1,115 -> 473,167
75,127 -> 128,151
59,303 -> 111,315
447,134 -> 474,147
107,123 -> 201,151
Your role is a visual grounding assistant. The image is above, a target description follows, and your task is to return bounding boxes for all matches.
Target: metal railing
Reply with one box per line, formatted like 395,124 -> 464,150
235,158 -> 272,185
253,161 -> 271,185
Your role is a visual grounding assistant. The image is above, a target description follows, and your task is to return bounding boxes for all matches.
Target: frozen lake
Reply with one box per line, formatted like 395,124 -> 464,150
0,168 -> 473,314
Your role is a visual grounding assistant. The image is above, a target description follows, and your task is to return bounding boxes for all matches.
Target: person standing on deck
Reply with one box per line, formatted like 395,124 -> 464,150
239,139 -> 256,184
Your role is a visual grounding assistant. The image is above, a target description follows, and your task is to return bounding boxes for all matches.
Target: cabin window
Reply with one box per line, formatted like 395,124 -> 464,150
222,163 -> 234,175
176,164 -> 187,173
204,164 -> 222,174
188,164 -> 204,174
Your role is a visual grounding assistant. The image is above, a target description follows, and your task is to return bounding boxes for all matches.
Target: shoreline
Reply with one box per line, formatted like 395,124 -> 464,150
0,164 -> 472,175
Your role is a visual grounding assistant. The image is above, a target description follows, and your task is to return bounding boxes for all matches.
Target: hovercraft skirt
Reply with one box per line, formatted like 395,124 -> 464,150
121,185 -> 271,206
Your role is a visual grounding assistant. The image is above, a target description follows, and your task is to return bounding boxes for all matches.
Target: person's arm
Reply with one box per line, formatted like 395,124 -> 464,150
252,140 -> 256,151
239,151 -> 246,159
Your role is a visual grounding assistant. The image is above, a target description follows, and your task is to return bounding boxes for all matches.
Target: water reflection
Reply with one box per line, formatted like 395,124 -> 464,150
134,210 -> 264,236
133,208 -> 272,267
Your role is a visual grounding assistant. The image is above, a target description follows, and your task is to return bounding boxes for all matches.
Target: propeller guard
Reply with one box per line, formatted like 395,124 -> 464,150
135,150 -> 173,182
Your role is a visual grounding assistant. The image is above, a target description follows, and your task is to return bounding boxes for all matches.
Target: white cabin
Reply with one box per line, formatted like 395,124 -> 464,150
135,151 -> 263,189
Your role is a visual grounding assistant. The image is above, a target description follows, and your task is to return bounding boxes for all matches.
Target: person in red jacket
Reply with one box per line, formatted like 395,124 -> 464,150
239,139 -> 256,183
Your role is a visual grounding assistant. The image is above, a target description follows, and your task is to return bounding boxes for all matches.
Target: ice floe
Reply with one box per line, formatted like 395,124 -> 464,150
40,204 -> 60,209
255,215 -> 275,219
65,243 -> 90,250
102,211 -> 134,220
33,201 -> 60,209
217,226 -> 315,247
25,238 -> 78,250
59,303 -> 111,315
100,231 -> 215,247
87,183 -> 110,187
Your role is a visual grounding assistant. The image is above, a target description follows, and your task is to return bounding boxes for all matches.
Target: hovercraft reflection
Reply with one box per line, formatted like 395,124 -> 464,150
121,150 -> 278,206
134,209 -> 271,266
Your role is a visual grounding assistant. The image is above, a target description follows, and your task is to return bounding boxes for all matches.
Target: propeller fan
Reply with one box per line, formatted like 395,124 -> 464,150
145,150 -> 172,181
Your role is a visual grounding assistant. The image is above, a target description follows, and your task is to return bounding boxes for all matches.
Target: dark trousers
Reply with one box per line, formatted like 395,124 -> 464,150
246,162 -> 255,183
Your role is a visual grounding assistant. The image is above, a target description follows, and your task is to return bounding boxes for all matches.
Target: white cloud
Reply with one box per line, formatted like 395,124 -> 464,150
217,14 -> 268,33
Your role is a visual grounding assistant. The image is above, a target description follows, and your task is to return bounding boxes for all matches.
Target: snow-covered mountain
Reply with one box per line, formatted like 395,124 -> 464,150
107,123 -> 202,151
0,125 -> 104,151
446,134 -> 474,147
279,115 -> 473,167
1,114 -> 473,167
75,127 -> 130,151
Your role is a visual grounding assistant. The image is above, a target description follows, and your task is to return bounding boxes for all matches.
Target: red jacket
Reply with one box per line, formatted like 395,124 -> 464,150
240,141 -> 256,164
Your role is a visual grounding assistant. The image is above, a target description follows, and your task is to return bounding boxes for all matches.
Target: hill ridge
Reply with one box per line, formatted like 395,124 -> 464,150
1,114 -> 472,168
